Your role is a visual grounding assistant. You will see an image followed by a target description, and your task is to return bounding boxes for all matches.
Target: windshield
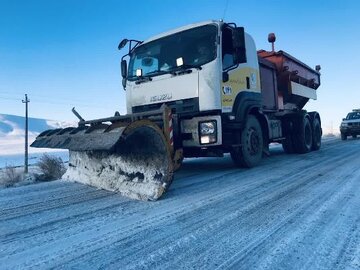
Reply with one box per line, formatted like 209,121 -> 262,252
346,112 -> 360,120
128,24 -> 218,80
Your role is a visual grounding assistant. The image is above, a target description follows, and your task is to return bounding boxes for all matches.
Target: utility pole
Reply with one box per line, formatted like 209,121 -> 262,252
22,94 -> 30,174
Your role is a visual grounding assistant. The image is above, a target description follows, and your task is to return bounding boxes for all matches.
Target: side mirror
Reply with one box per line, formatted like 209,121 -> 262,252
343,118 -> 346,121
118,39 -> 128,50
121,59 -> 127,78
232,27 -> 247,64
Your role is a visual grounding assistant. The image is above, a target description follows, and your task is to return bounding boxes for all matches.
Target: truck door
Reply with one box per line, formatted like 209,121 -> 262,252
221,25 -> 261,114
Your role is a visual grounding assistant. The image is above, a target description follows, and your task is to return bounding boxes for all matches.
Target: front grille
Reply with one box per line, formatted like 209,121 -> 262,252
132,98 -> 199,115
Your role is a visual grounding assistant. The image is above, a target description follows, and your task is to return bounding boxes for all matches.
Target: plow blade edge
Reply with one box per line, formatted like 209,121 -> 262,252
31,120 -> 174,201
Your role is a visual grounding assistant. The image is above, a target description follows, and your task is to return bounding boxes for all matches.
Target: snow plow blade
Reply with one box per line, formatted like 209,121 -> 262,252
31,108 -> 175,201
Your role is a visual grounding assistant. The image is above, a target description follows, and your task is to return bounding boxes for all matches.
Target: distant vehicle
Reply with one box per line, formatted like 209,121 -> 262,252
340,109 -> 360,140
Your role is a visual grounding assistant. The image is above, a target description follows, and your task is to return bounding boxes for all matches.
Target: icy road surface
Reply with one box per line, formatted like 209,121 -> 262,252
1,137 -> 360,269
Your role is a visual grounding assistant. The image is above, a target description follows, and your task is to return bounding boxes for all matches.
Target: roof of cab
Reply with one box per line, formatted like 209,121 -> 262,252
142,20 -> 221,44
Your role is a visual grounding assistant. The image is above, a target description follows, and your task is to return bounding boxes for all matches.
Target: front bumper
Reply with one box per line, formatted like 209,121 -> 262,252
340,126 -> 360,135
181,115 -> 222,147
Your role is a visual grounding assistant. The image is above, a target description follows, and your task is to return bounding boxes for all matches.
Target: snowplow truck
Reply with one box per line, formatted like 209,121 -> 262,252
31,20 -> 322,201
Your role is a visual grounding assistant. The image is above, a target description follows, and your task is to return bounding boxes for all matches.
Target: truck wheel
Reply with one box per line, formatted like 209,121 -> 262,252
341,133 -> 347,140
281,116 -> 295,154
311,117 -> 322,151
352,134 -> 357,139
293,115 -> 312,154
231,115 -> 263,168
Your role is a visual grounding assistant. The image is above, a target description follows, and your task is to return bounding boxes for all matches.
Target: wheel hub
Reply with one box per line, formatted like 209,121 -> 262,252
247,128 -> 260,155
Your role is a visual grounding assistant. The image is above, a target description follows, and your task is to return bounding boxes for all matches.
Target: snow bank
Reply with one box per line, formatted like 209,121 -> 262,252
64,150 -> 173,201
0,113 -> 75,155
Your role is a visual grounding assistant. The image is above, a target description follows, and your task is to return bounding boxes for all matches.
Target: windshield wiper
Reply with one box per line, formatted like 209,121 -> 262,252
135,76 -> 152,85
132,64 -> 202,82
167,64 -> 202,76
182,64 -> 203,70
145,70 -> 167,76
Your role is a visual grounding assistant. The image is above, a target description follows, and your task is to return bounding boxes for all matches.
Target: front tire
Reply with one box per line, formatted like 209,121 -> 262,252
352,134 -> 357,139
341,133 -> 347,140
231,115 -> 263,168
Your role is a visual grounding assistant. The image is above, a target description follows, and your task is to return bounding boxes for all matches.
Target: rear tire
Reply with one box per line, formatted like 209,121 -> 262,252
231,115 -> 263,168
282,135 -> 295,154
293,115 -> 313,154
281,116 -> 295,154
311,117 -> 322,151
341,133 -> 347,140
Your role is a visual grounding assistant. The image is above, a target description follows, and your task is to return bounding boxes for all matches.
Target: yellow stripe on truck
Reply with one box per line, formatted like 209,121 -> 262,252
221,67 -> 261,113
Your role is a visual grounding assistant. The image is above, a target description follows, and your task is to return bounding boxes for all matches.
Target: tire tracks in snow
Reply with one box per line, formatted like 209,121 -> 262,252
0,138 -> 359,269
43,139 -> 360,268
112,147 -> 360,269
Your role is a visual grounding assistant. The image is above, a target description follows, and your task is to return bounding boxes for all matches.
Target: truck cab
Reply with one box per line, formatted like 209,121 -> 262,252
123,20 -> 259,112
121,21 -> 260,149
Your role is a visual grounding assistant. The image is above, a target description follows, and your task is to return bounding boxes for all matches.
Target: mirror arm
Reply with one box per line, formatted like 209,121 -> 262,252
129,40 -> 143,54
118,39 -> 142,90
121,53 -> 128,62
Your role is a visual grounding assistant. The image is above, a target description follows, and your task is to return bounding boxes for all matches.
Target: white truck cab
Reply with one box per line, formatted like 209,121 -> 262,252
120,20 -> 260,150
123,20 -> 260,113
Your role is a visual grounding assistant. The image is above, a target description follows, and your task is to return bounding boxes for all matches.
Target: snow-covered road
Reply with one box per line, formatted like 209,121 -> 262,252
1,137 -> 360,269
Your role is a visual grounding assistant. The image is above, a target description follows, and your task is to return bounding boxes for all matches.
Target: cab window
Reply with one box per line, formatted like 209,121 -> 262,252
222,27 -> 235,70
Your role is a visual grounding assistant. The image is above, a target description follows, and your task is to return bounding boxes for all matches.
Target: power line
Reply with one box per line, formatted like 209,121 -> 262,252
0,90 -> 110,104
0,91 -> 103,104
0,95 -> 23,101
0,89 -> 123,100
0,90 -> 26,96
0,94 -> 126,110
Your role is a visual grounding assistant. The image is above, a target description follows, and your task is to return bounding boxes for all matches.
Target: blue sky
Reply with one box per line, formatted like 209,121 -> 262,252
0,0 -> 359,133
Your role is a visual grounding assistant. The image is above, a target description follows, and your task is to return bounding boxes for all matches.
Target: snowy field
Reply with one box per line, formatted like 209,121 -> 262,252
0,137 -> 360,269
0,113 -> 73,164
0,151 -> 69,168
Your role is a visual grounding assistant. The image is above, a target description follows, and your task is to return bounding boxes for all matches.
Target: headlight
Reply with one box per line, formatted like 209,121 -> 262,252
341,122 -> 348,127
199,121 -> 217,145
200,121 -> 216,135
